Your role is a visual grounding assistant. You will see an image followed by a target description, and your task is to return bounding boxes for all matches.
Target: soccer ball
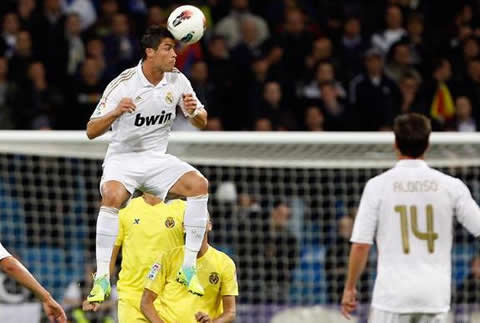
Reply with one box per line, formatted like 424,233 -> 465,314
167,5 -> 206,45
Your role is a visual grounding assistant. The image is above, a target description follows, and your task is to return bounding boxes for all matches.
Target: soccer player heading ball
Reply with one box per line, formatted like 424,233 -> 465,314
86,25 -> 209,303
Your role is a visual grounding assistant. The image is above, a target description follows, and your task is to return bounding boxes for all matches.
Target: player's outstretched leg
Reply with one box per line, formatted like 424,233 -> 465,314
88,182 -> 129,303
170,172 -> 208,296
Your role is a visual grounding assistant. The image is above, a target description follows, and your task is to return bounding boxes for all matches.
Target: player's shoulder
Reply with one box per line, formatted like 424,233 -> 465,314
165,68 -> 188,85
110,67 -> 137,85
210,247 -> 236,269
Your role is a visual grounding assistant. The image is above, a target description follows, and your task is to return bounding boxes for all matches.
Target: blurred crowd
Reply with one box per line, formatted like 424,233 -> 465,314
0,0 -> 480,131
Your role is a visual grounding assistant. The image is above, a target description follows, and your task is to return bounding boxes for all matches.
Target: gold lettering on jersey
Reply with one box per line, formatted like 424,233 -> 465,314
393,180 -> 438,192
165,92 -> 174,105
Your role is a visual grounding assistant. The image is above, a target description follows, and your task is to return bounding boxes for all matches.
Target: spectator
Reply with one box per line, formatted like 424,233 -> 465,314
60,58 -> 103,129
15,61 -> 62,129
8,30 -> 33,84
371,5 -> 407,55
397,71 -> 425,115
255,81 -> 296,130
0,12 -> 20,58
349,48 -> 399,130
16,0 -> 36,31
172,61 -> 213,132
385,40 -> 421,84
446,96 -> 477,132
103,13 -> 139,76
318,81 -> 347,130
460,59 -> 480,121
254,118 -> 273,131
303,105 -> 324,131
302,61 -> 346,100
405,12 -> 427,69
420,58 -> 456,129
214,0 -> 269,49
235,200 -> 298,304
146,5 -> 166,27
64,13 -> 85,77
230,15 -> 264,76
0,57 -> 18,129
89,0 -> 119,38
327,210 -> 373,307
31,0 -> 68,82
340,16 -> 369,83
85,36 -> 109,80
452,36 -> 480,83
304,37 -> 336,80
277,8 -> 315,83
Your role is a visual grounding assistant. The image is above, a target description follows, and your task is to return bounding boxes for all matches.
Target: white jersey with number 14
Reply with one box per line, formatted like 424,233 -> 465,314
351,159 -> 480,313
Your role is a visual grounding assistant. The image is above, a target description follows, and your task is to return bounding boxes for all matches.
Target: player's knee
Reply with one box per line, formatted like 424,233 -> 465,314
101,190 -> 128,208
193,176 -> 209,195
185,175 -> 208,196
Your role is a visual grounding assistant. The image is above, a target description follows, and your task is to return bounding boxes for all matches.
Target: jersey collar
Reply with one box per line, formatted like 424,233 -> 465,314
395,159 -> 428,168
137,60 -> 169,88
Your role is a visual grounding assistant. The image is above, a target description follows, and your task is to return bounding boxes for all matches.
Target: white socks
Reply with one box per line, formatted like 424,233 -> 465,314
95,206 -> 119,279
183,195 -> 208,269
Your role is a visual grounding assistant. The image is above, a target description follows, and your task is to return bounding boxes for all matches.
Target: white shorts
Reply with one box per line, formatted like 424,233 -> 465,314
369,308 -> 448,323
100,151 -> 197,200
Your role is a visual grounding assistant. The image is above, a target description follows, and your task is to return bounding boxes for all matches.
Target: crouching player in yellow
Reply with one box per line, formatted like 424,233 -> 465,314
84,192 -> 185,322
141,218 -> 237,323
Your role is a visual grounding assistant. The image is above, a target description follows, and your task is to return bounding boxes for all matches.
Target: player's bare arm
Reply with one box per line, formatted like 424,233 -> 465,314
195,295 -> 236,323
0,256 -> 67,323
341,243 -> 371,319
183,93 -> 207,129
86,98 -> 137,139
141,288 -> 165,323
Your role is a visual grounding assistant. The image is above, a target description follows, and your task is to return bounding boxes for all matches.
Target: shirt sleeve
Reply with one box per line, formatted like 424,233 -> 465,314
0,242 -> 11,260
351,179 -> 380,244
90,78 -> 123,119
144,254 -> 167,295
221,257 -> 239,296
114,212 -> 125,247
178,73 -> 205,117
454,179 -> 480,237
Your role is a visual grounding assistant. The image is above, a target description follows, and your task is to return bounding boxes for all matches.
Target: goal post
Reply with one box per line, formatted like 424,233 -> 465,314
0,131 -> 479,323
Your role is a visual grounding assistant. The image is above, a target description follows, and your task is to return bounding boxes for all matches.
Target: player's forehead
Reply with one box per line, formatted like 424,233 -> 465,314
158,37 -> 176,47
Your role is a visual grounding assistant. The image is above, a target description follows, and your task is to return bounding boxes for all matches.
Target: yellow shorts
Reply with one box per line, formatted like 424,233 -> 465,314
117,298 -> 148,323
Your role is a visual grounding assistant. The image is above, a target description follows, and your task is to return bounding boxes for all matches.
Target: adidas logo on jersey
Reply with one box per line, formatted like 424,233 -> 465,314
134,112 -> 172,127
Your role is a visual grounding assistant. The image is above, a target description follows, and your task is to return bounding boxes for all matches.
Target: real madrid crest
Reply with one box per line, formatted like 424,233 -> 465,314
165,217 -> 175,228
209,272 -> 219,285
165,92 -> 174,105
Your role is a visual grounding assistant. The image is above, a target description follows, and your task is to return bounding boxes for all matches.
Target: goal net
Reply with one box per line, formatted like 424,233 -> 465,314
0,131 -> 479,323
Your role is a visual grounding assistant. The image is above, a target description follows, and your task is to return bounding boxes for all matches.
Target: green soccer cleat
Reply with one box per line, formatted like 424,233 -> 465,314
87,274 -> 111,303
177,267 -> 204,296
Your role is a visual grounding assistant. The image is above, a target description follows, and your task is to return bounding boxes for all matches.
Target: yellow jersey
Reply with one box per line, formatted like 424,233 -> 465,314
145,246 -> 238,323
115,197 -> 185,301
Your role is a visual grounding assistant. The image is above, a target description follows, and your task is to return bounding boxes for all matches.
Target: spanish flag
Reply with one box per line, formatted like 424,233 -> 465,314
430,82 -> 455,123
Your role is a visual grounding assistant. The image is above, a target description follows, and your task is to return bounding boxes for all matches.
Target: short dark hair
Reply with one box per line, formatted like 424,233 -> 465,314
393,113 -> 431,158
140,25 -> 175,59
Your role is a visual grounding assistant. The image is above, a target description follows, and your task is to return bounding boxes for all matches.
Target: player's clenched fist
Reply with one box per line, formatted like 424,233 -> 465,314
183,93 -> 197,116
195,312 -> 212,323
113,98 -> 136,117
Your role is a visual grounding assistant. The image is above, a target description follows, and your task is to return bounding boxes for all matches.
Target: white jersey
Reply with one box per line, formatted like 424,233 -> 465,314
91,61 -> 204,158
351,159 -> 480,313
0,242 -> 11,260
